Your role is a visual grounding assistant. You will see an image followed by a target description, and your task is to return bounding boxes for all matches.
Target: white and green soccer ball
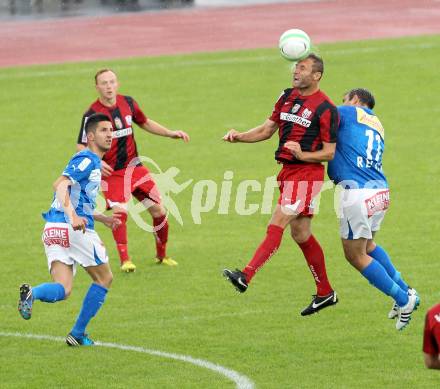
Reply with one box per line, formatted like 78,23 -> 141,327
278,29 -> 311,61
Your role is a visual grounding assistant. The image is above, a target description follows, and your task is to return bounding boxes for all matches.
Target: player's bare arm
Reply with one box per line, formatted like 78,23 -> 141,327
53,176 -> 87,233
99,161 -> 114,177
93,212 -> 121,230
424,353 -> 440,369
284,141 -> 335,162
76,144 -> 114,177
223,119 -> 278,143
140,119 -> 190,142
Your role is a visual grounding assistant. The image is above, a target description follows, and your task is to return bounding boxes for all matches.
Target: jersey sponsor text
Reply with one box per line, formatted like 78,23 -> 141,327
280,112 -> 311,127
356,107 -> 385,139
112,127 -> 133,139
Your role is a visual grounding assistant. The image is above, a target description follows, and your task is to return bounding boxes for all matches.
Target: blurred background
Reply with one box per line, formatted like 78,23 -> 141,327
0,0 -> 294,19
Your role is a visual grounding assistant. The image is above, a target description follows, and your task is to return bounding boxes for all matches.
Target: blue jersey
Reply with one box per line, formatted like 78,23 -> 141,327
42,149 -> 102,229
328,105 -> 388,189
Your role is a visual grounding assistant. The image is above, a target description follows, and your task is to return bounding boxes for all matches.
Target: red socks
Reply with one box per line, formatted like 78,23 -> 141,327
243,224 -> 284,283
153,215 -> 169,259
239,224 -> 333,296
112,212 -> 129,264
111,212 -> 169,261
298,235 -> 333,296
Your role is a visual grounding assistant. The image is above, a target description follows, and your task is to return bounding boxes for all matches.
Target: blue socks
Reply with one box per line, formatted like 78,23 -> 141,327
369,245 -> 409,292
71,283 -> 108,338
32,282 -> 108,337
361,260 -> 408,307
32,283 -> 65,303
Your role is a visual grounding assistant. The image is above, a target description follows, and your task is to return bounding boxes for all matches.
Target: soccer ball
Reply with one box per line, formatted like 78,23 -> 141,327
278,29 -> 311,61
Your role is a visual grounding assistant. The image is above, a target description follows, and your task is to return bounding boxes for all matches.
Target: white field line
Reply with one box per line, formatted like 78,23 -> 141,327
0,41 -> 438,80
0,331 -> 255,389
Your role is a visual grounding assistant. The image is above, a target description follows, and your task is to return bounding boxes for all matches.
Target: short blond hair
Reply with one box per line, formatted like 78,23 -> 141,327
94,68 -> 116,84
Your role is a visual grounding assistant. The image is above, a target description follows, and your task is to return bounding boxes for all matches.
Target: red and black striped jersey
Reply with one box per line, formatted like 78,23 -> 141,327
78,95 -> 148,171
269,88 -> 339,164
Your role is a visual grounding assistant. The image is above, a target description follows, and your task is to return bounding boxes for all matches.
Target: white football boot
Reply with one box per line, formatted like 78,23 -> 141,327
388,287 -> 417,319
395,292 -> 420,331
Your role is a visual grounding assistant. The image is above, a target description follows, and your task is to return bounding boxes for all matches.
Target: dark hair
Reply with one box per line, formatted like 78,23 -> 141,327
347,88 -> 375,109
306,53 -> 324,77
85,113 -> 112,135
95,68 -> 116,84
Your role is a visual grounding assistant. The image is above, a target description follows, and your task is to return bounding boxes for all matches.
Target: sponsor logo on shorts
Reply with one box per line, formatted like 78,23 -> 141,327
112,127 -> 133,138
365,190 -> 390,216
43,227 -> 70,248
435,313 -> 440,323
280,112 -> 311,127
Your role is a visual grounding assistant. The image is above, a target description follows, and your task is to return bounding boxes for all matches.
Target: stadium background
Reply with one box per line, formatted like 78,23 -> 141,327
1,0 -> 439,387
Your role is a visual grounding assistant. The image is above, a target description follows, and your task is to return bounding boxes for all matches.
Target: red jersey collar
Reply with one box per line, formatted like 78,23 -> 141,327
96,94 -> 122,110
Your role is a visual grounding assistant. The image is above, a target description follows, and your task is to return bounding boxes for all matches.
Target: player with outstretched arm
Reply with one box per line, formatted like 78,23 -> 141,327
77,69 -> 190,272
223,53 -> 339,316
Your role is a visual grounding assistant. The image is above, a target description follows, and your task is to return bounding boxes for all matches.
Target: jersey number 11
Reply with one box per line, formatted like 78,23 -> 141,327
365,129 -> 383,162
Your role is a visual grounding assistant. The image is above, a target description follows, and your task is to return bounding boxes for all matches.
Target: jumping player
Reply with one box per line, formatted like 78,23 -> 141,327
423,303 -> 440,368
18,113 -> 119,346
327,88 -> 419,330
77,69 -> 190,272
223,54 -> 339,316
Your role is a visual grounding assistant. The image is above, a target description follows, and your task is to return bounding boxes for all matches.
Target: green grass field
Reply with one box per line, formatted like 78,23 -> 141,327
1,35 -> 440,388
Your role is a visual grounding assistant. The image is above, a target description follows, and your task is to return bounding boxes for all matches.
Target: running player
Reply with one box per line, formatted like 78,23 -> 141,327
423,303 -> 440,368
327,88 -> 419,330
223,53 -> 339,316
77,69 -> 190,272
18,113 -> 119,346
